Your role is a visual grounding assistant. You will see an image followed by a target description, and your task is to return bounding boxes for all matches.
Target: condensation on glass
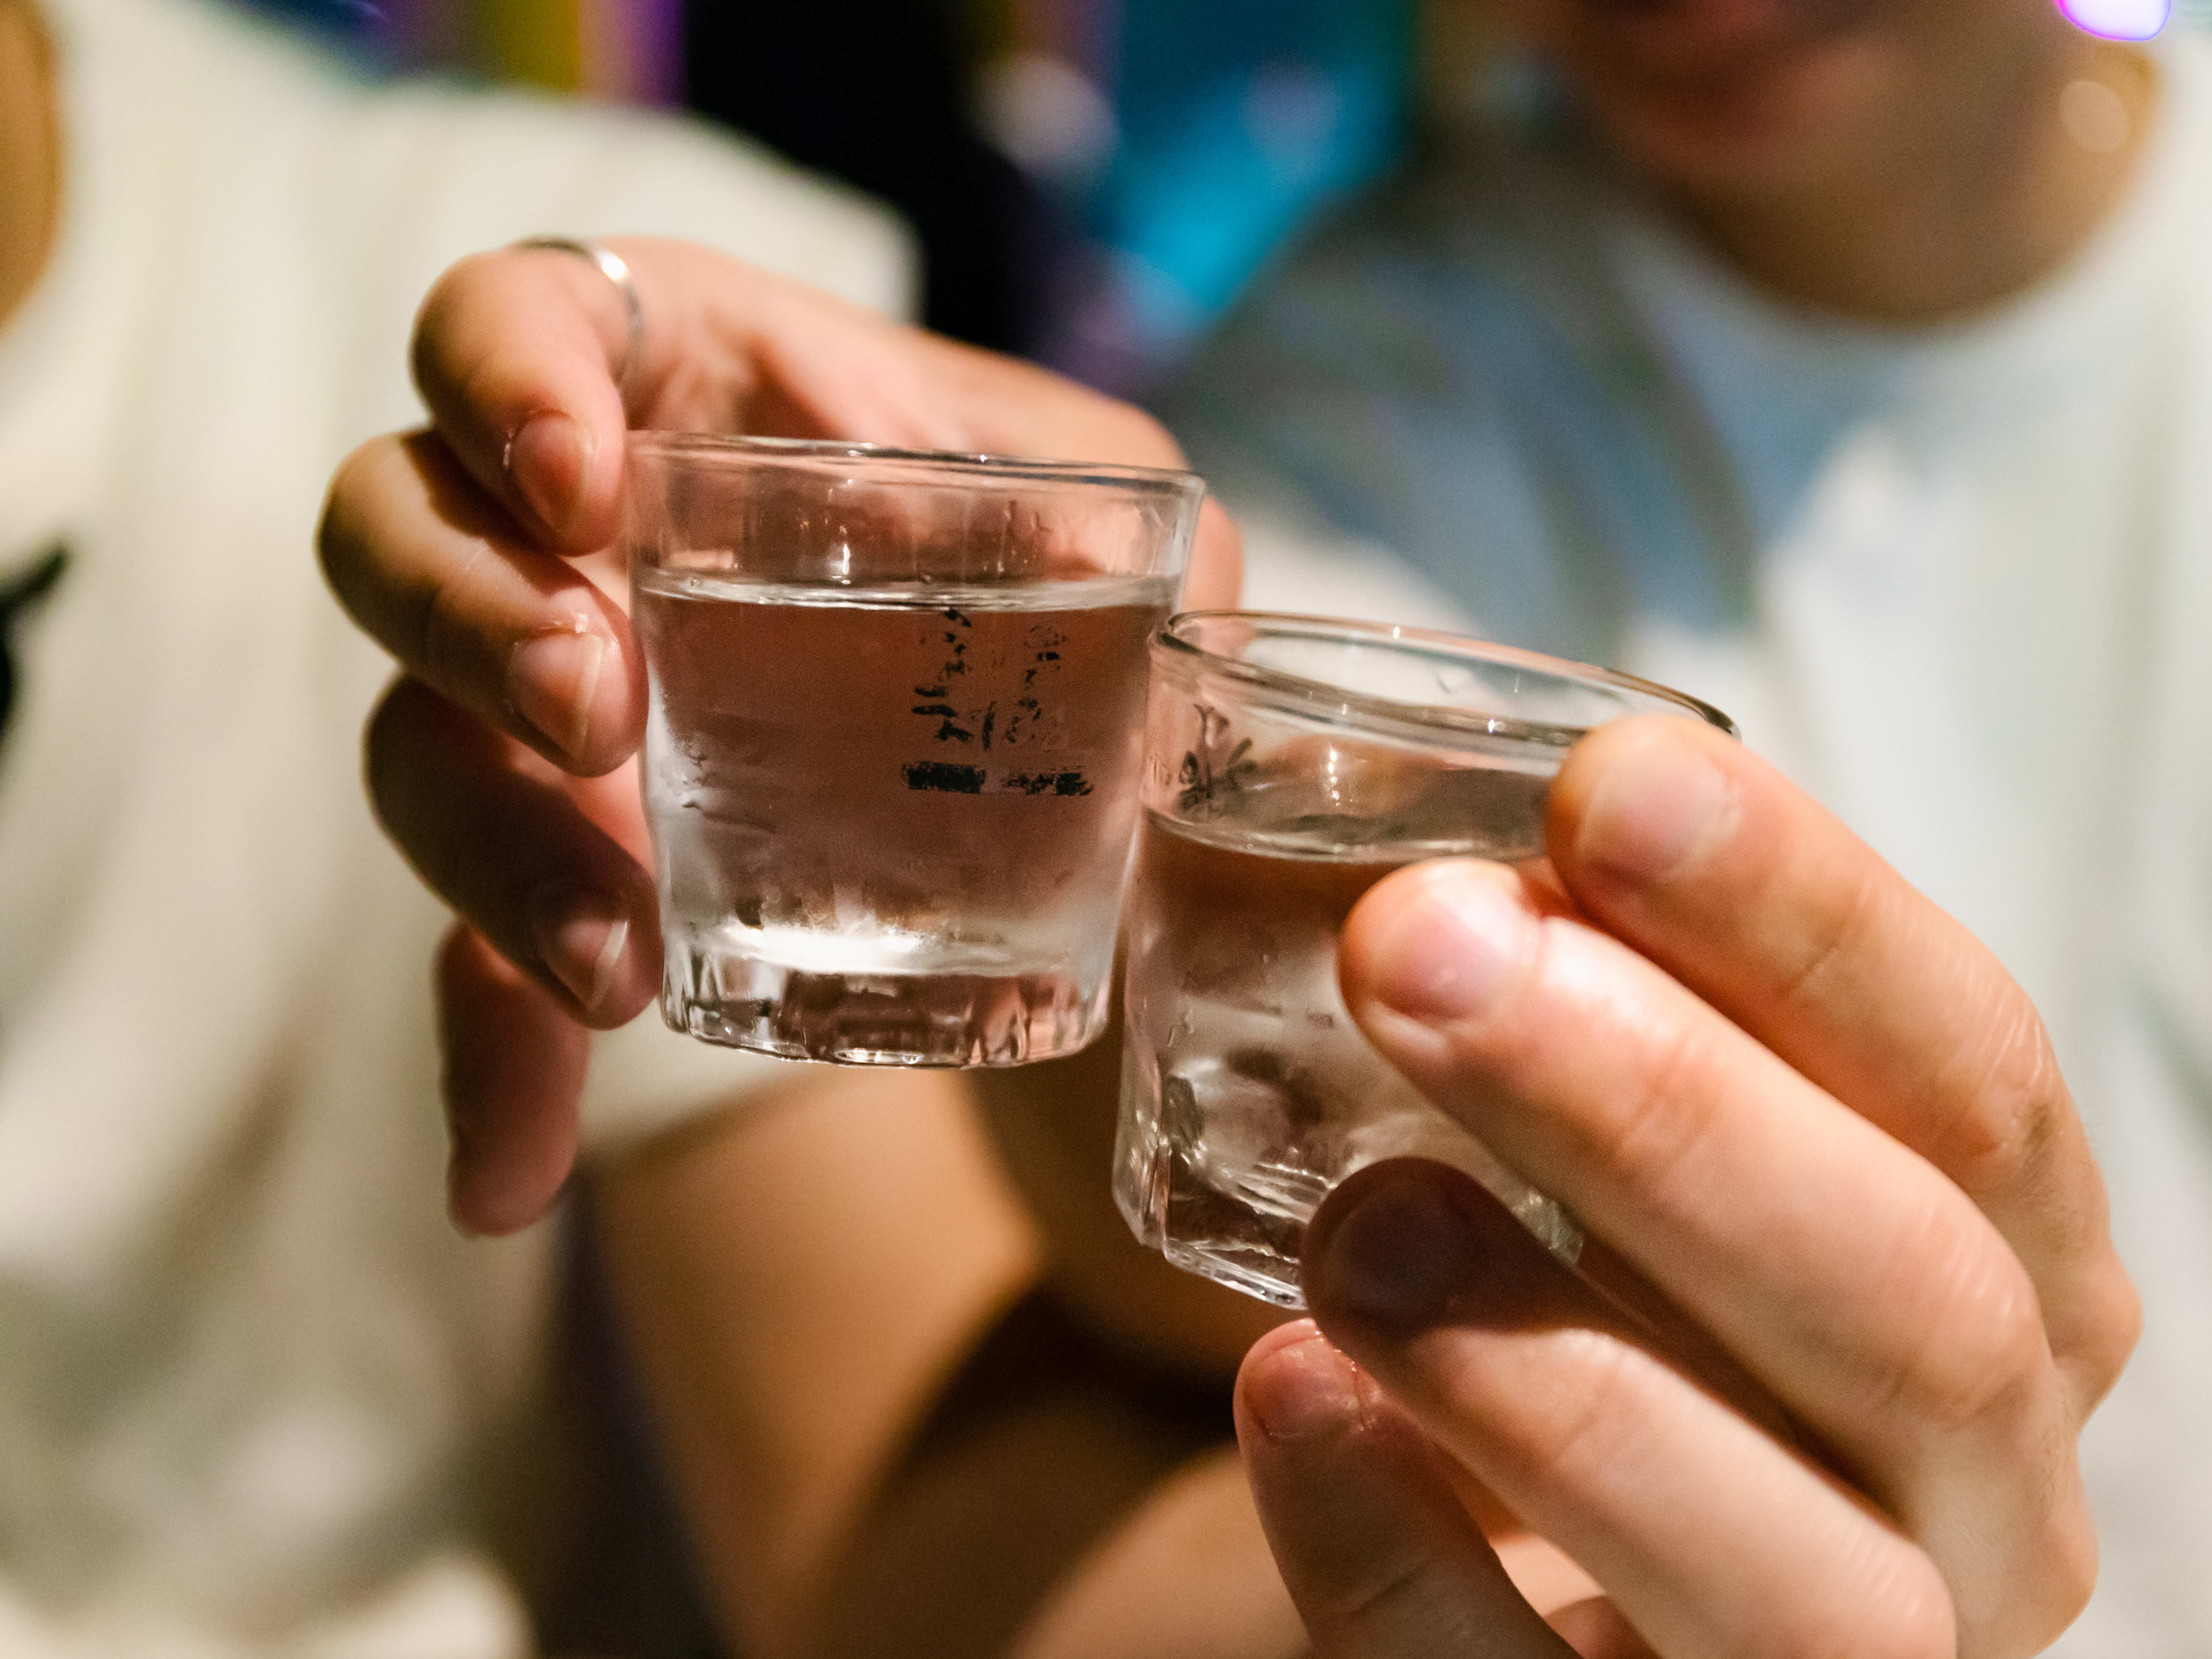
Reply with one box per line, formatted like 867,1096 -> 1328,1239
627,433 -> 1201,1067
1115,611 -> 1735,1306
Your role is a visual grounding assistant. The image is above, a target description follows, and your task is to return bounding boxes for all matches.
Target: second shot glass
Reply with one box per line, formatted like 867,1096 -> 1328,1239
1115,612 -> 1735,1306
627,434 -> 1202,1068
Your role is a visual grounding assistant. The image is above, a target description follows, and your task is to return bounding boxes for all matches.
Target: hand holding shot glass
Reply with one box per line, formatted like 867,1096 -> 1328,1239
1114,615 -> 1734,1306
620,433 -> 1736,1306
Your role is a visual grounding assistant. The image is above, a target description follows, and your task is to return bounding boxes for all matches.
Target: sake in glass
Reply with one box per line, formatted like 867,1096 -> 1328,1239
1115,612 -> 1735,1306
628,434 -> 1202,1067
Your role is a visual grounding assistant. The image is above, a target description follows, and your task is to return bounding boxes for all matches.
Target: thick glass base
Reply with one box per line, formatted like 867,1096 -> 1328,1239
663,934 -> 1111,1066
1118,1115 -> 1323,1308
1116,1062 -> 1583,1308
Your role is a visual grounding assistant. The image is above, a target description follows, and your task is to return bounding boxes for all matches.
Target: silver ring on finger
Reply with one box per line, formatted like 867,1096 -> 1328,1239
511,235 -> 645,391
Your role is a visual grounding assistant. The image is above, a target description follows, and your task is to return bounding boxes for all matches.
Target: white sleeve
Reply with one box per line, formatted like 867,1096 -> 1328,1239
437,93 -> 919,320
319,79 -> 920,427
505,102 -> 919,320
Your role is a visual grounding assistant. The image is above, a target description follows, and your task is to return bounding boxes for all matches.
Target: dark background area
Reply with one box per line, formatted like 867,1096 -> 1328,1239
681,1 -> 1058,356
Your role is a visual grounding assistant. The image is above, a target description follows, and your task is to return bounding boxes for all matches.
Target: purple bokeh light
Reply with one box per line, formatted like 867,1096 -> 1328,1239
2057,0 -> 2171,39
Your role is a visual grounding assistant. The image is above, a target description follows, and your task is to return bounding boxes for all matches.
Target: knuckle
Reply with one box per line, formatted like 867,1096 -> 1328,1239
409,269 -> 465,393
1873,1217 -> 2047,1438
1968,1478 -> 2099,1659
1775,853 -> 1883,1013
433,918 -> 476,991
317,436 -> 480,692
1310,1547 -> 1434,1635
315,437 -> 395,605
2096,1253 -> 2145,1375
2064,1251 -> 2142,1415
1835,1552 -> 1957,1659
1793,1612 -> 1949,1659
2032,1497 -> 2101,1645
363,676 -> 430,819
363,680 -> 491,911
1498,1329 -> 1657,1488
362,677 -> 460,845
411,253 -> 523,427
412,253 -> 491,358
1772,1541 -> 1952,1659
413,536 -> 493,696
1926,983 -> 2071,1198
361,679 -> 414,843
1578,1013 -> 1727,1208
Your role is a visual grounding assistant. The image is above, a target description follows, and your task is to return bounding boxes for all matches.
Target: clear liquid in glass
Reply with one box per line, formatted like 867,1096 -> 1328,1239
634,569 -> 1172,1065
1114,783 -> 1580,1306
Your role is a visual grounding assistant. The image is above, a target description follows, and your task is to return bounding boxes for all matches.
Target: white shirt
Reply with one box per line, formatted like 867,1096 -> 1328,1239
1166,39 -> 2212,1656
0,0 -> 908,1651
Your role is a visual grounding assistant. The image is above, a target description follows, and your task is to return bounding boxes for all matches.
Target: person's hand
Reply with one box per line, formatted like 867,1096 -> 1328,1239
318,238 -> 1241,1234
1232,715 -> 2139,1658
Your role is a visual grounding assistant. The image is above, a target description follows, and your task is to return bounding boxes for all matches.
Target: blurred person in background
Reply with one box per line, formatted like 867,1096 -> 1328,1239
1153,0 -> 2212,1652
1,0 -> 1277,1652
0,0 -> 934,1647
0,0 -> 2169,1654
329,7 -> 2157,1659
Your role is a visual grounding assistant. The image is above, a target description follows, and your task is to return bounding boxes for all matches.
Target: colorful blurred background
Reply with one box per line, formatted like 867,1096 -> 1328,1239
240,0 -> 2209,389
226,0 -> 1429,388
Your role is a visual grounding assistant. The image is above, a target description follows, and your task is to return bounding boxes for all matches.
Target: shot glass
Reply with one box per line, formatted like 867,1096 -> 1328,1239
1115,612 -> 1736,1306
627,434 -> 1202,1067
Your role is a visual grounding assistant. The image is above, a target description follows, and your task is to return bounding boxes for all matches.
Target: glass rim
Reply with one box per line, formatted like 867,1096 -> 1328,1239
1156,611 -> 1738,749
627,430 -> 1207,499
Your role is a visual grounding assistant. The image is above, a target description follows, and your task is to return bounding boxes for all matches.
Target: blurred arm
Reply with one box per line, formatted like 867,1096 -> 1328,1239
591,1055 -> 1305,1659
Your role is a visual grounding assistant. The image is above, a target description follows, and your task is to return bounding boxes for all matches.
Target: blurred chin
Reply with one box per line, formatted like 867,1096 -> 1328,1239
1570,33 -> 1901,194
1486,0 -> 1904,191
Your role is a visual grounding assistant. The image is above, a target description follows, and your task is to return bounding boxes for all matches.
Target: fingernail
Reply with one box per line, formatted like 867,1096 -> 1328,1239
1242,1327 -> 1363,1442
508,625 -> 608,762
529,885 -> 631,1015
1363,868 -> 1531,1022
1574,727 -> 1735,884
507,410 -> 596,540
1308,1165 -> 1487,1331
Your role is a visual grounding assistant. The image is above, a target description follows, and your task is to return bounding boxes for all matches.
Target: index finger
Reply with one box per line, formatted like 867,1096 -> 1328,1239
410,238 -> 1245,601
410,240 -> 639,555
413,239 -> 859,554
1545,718 -> 2138,1415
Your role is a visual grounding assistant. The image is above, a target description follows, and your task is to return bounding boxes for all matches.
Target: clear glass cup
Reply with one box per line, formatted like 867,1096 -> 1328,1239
1115,612 -> 1736,1306
627,433 -> 1202,1067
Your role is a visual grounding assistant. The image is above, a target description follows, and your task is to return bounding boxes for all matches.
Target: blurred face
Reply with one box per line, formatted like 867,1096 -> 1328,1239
1488,0 -> 2088,198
